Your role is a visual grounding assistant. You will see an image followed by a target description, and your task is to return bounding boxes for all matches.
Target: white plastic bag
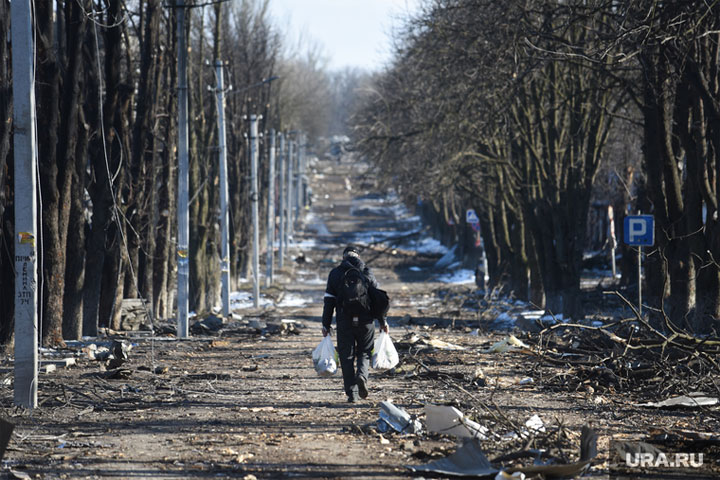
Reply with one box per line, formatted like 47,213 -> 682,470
372,331 -> 399,370
312,335 -> 337,377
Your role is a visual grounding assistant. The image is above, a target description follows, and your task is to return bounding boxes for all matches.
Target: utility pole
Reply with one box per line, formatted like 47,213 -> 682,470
286,138 -> 294,245
295,134 -> 303,220
176,0 -> 190,338
215,60 -> 230,317
11,0 -> 38,409
266,130 -> 276,287
278,133 -> 286,269
250,115 -> 260,307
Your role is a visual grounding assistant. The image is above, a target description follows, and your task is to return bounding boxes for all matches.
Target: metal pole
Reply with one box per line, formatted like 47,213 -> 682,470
278,133 -> 286,269
286,139 -> 294,244
295,136 -> 302,220
266,130 -> 276,287
176,0 -> 190,337
215,60 -> 230,317
250,115 -> 260,307
11,0 -> 38,409
608,206 -> 616,278
638,246 -> 642,316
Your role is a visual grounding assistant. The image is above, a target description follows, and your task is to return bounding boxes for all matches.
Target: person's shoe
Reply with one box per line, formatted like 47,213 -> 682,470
347,395 -> 357,403
357,376 -> 368,399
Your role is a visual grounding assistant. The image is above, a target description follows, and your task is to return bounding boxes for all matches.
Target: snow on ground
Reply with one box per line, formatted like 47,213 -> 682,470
436,268 -> 475,285
277,292 -> 313,307
405,237 -> 449,256
230,291 -> 274,309
229,290 -> 315,310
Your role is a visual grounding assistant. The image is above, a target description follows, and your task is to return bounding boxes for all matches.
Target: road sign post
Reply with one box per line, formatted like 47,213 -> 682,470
466,209 -> 479,225
623,215 -> 655,316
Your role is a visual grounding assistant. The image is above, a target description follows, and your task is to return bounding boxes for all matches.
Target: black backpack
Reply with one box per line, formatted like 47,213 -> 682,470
369,286 -> 390,319
339,267 -> 371,315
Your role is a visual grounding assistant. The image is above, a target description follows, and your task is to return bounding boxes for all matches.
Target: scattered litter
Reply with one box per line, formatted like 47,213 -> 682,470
372,331 -> 399,370
247,319 -> 267,331
524,414 -> 545,434
635,393 -> 719,409
425,337 -> 466,351
377,401 -> 422,434
484,335 -> 530,354
517,377 -> 534,386
9,470 -> 32,480
507,425 -> 597,477
495,471 -> 525,480
424,405 -> 488,440
190,315 -> 224,335
398,333 -> 465,351
407,438 -> 498,477
408,425 -> 597,478
312,336 -> 337,377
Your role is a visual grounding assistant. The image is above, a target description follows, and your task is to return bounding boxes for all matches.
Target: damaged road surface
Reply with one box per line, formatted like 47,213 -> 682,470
1,157 -> 718,479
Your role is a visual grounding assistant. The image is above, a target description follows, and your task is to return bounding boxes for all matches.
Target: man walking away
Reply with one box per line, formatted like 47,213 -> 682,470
322,245 -> 388,402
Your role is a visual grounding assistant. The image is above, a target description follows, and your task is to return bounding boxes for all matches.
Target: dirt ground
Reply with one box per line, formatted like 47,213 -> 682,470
0,157 -> 718,479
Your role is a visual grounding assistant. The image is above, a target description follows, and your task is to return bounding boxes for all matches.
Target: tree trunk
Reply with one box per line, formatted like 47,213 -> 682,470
36,0 -> 66,347
83,0 -> 124,335
0,0 -> 14,345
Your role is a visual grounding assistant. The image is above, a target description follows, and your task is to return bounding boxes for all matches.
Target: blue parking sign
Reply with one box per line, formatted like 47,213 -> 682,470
624,215 -> 654,246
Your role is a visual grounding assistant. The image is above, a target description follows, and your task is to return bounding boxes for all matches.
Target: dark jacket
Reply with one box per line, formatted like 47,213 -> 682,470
322,256 -> 385,329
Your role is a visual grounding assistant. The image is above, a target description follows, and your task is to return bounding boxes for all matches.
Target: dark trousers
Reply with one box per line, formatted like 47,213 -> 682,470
336,317 -> 374,398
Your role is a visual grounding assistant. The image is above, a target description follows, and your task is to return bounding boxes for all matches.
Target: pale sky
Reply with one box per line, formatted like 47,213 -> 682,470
268,0 -> 423,72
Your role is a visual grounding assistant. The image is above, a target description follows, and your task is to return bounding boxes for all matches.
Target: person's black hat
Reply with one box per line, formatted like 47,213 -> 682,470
343,245 -> 360,258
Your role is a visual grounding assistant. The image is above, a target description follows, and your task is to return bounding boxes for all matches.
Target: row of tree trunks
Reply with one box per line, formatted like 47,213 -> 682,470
0,0 -> 14,345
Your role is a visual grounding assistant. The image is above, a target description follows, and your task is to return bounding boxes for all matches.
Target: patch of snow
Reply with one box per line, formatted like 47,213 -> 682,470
436,268 -> 475,284
230,291 -> 273,309
277,293 -> 313,307
434,245 -> 458,269
404,237 -> 448,255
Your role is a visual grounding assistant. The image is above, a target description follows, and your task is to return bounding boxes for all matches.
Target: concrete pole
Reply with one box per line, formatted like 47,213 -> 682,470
215,60 -> 230,317
265,130 -> 276,287
250,115 -> 260,307
176,0 -> 190,337
286,139 -> 294,244
11,0 -> 38,409
277,133 -> 286,269
295,136 -> 302,221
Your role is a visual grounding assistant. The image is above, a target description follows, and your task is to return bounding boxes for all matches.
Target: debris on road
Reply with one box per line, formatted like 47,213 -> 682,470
635,393 -> 719,409
377,400 -> 422,434
484,335 -> 530,353
409,424 -> 597,478
424,404 -> 488,440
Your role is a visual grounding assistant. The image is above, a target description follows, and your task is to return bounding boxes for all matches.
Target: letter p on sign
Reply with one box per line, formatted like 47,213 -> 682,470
624,215 -> 654,246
